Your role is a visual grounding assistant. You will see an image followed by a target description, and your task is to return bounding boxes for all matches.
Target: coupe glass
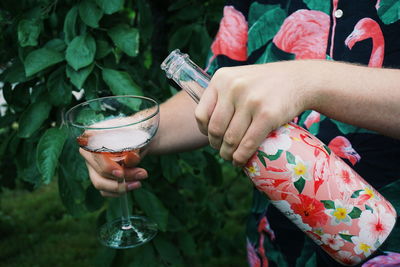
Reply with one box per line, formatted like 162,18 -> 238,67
65,95 -> 159,249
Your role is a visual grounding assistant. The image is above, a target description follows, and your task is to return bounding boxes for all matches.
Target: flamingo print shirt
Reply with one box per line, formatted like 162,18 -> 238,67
206,0 -> 400,266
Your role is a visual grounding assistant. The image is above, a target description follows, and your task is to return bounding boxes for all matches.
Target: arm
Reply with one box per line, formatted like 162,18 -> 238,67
195,60 -> 400,166
147,91 -> 208,155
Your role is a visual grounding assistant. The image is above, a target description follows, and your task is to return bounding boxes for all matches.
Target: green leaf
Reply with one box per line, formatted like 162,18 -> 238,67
95,39 -> 112,59
15,139 -> 41,186
248,4 -> 286,55
168,24 -> 194,51
102,68 -> 143,96
339,233 -> 354,243
24,47 -> 64,76
378,0 -> 400,24
44,38 -> 67,52
18,19 -> 41,47
160,154 -> 180,183
66,34 -> 96,70
108,24 -> 139,57
265,149 -> 283,161
303,0 -> 331,14
36,127 -> 68,184
63,6 -> 78,44
137,0 -> 153,43
47,66 -> 73,106
257,150 -> 267,167
255,41 -> 295,64
85,184 -> 104,212
348,207 -> 362,219
323,145 -> 331,155
95,0 -> 124,14
18,99 -> 52,138
153,235 -> 184,265
58,165 -> 87,217
134,188 -> 169,231
351,189 -> 363,198
365,204 -> 374,213
331,119 -> 376,134
294,177 -> 306,194
1,59 -> 27,83
79,0 -> 103,28
320,200 -> 335,209
66,64 -> 94,89
286,151 -> 296,165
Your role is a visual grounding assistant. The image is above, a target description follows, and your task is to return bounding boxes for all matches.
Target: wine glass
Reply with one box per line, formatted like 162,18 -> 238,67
65,95 -> 159,249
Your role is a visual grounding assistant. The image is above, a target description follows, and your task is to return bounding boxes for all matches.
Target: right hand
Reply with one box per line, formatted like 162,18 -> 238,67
80,148 -> 149,197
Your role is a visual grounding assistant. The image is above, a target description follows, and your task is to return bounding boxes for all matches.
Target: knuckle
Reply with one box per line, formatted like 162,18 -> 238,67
223,133 -> 237,147
208,124 -> 223,138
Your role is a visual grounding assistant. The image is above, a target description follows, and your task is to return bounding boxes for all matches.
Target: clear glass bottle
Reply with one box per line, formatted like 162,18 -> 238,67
161,49 -> 397,266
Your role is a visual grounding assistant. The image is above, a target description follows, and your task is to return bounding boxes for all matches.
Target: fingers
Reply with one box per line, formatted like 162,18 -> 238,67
88,164 -> 146,197
195,84 -> 218,136
207,98 -> 235,149
232,115 -> 273,166
219,110 -> 251,161
80,148 -> 149,197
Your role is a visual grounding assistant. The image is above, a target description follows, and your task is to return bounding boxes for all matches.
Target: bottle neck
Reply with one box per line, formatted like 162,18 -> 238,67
161,49 -> 210,104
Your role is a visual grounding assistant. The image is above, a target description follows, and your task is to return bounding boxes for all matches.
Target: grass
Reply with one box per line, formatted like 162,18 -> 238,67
0,182 -> 101,267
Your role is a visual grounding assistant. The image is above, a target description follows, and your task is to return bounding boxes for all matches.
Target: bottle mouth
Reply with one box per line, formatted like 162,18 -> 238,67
160,49 -> 188,78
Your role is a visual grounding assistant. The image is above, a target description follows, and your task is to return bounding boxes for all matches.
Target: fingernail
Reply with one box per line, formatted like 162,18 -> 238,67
135,171 -> 148,180
112,170 -> 123,178
126,181 -> 141,191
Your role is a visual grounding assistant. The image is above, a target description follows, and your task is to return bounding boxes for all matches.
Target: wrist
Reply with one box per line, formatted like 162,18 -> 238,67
299,60 -> 333,112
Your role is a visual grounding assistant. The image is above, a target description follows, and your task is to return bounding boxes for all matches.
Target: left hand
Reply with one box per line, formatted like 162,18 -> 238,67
195,60 -> 315,166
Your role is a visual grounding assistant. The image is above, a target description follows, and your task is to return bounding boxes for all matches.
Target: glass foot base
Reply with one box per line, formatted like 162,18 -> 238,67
98,216 -> 158,249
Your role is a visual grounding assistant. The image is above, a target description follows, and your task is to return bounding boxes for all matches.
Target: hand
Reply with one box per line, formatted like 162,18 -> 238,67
80,148 -> 149,197
195,61 -> 314,166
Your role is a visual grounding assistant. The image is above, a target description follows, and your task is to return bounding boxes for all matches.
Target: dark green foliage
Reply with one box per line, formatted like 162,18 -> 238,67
0,0 -> 252,265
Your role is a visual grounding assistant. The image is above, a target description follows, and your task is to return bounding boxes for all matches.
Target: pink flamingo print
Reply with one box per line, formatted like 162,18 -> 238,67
328,136 -> 361,165
206,6 -> 248,70
345,18 -> 385,67
303,110 -> 321,130
273,10 -> 330,59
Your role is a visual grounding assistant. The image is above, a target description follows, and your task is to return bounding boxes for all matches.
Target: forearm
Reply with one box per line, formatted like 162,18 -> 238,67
148,91 -> 208,155
306,60 -> 400,139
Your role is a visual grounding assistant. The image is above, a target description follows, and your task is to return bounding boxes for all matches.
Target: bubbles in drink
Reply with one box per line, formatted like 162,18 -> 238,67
80,119 -> 151,152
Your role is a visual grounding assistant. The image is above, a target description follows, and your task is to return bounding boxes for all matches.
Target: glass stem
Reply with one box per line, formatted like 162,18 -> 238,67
119,178 -> 133,230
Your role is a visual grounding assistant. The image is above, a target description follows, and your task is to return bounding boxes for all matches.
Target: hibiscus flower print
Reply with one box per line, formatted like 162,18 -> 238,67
245,161 -> 260,178
290,194 -> 329,228
334,160 -> 359,193
352,235 -> 375,257
272,200 -> 311,231
286,155 -> 311,182
261,127 -> 292,155
321,233 -> 345,250
337,251 -> 361,266
358,205 -> 396,244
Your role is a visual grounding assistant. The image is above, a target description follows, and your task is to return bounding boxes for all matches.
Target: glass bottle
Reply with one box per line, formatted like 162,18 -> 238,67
161,49 -> 397,266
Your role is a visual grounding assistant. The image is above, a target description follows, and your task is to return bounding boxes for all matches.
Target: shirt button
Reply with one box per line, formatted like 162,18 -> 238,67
334,9 -> 344,18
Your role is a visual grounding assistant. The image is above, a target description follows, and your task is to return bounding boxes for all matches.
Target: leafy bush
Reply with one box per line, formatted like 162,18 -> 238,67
0,0 -> 252,265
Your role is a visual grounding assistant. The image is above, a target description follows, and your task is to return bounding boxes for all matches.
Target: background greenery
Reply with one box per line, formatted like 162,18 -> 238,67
0,0 -> 253,266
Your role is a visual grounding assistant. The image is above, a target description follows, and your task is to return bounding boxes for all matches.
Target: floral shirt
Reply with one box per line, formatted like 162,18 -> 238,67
206,0 -> 400,266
